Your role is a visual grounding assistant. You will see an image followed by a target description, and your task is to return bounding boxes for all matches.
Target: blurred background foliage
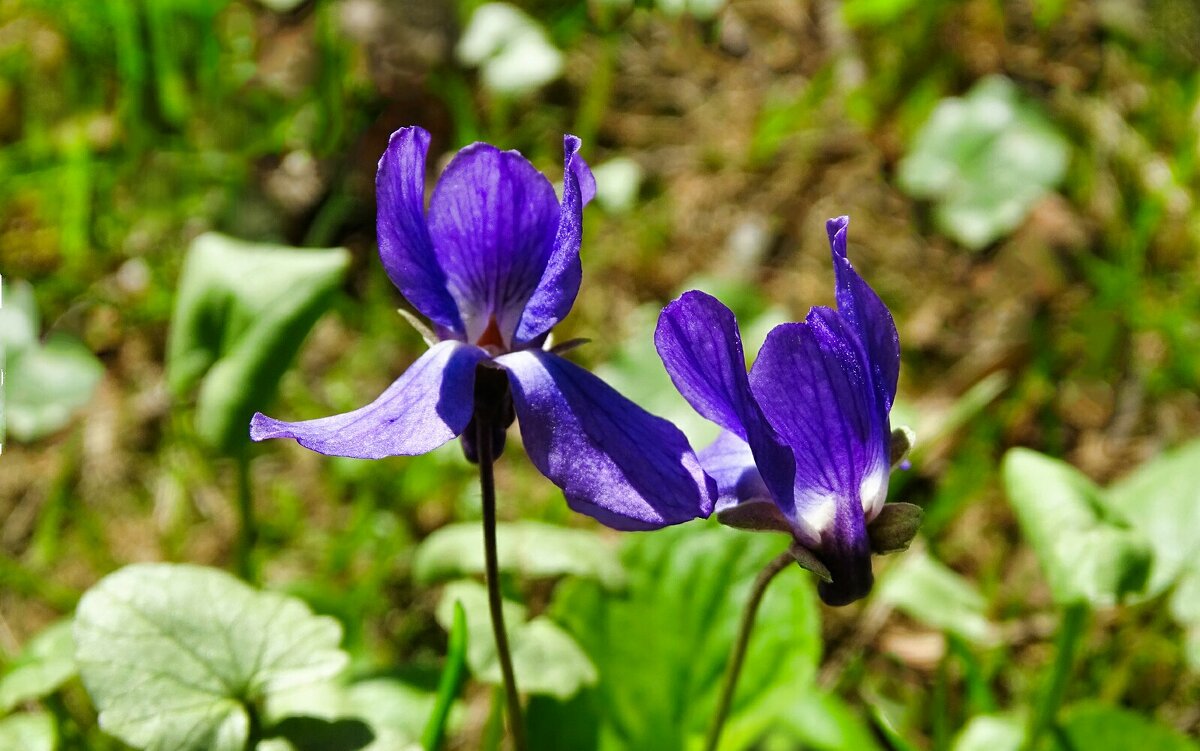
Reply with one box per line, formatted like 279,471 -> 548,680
1,0 -> 1199,748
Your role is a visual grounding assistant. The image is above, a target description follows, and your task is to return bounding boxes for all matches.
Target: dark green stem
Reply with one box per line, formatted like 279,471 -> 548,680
704,549 -> 794,751
244,700 -> 262,751
235,452 -> 256,582
477,415 -> 526,751
1026,603 -> 1089,750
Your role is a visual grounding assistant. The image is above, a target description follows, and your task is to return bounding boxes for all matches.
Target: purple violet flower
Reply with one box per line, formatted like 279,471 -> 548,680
655,217 -> 903,605
251,126 -> 714,530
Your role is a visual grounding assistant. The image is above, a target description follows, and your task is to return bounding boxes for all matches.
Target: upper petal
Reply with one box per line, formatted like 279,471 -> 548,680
427,142 -> 561,346
250,340 -> 489,458
497,349 -> 715,530
826,216 -> 900,411
376,127 -> 465,336
512,135 -> 595,346
654,291 -> 798,515
749,308 -> 890,542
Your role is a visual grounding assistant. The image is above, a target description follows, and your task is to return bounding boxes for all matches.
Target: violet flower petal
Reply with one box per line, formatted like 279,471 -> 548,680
427,143 -> 560,345
512,135 -> 595,347
497,349 -> 715,531
826,216 -> 900,411
749,309 -> 889,577
699,430 -> 793,534
654,291 -> 798,516
697,429 -> 762,506
376,127 -> 465,336
250,341 -> 489,459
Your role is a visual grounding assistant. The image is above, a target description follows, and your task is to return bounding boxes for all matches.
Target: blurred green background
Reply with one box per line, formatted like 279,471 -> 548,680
2,0 -> 1199,749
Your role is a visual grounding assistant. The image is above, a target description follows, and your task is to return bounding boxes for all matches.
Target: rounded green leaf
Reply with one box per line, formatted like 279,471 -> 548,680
0,278 -> 39,355
1106,438 -> 1200,595
6,334 -> 104,442
0,713 -> 56,751
898,76 -> 1070,250
1001,448 -> 1152,608
165,233 -> 349,455
877,550 -> 999,645
74,563 -> 348,751
414,522 -> 626,589
435,581 -> 596,701
0,620 -> 77,713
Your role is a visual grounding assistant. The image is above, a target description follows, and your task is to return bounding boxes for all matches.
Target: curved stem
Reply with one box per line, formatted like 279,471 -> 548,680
705,549 -> 794,751
477,415 -> 527,751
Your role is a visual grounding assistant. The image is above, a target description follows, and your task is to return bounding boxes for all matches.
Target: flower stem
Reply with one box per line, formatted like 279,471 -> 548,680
705,549 -> 794,751
477,415 -> 526,751
235,452 -> 256,582
1025,603 -> 1089,750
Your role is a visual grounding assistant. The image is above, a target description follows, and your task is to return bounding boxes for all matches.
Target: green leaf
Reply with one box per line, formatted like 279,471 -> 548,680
435,581 -> 596,700
423,602 -> 468,751
0,620 -> 77,713
841,0 -> 921,27
0,713 -> 56,751
877,550 -> 999,645
266,676 -> 440,751
0,279 -> 103,443
951,713 -> 1026,751
74,563 -> 348,751
413,522 -> 625,589
165,233 -> 349,455
1107,438 -> 1200,594
0,278 -> 39,355
1060,702 -> 1198,751
1106,439 -> 1200,669
771,692 -> 885,751
898,76 -> 1070,250
543,522 -> 820,751
1001,448 -> 1152,608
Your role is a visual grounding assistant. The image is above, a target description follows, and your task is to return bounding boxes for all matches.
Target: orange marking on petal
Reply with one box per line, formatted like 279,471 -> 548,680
476,315 -> 505,350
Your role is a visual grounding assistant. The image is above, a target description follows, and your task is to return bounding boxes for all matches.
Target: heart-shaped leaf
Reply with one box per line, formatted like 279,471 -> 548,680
165,233 -> 349,455
0,620 -> 77,713
414,522 -> 625,589
74,563 -> 348,751
877,550 -> 999,645
0,713 -> 56,751
898,76 -> 1070,250
0,279 -> 103,443
1001,449 -> 1151,608
1106,438 -> 1200,668
435,580 -> 596,700
265,676 -> 444,751
455,3 -> 563,95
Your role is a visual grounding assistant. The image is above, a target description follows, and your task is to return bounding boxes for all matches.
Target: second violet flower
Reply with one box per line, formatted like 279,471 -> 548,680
251,126 -> 714,530
655,217 -> 915,606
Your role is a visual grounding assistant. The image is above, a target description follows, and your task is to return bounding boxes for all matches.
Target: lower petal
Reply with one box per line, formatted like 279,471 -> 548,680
250,341 -> 489,459
497,349 -> 715,530
699,430 -> 766,505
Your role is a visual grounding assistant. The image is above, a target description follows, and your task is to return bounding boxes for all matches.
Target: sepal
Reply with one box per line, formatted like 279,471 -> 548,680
867,502 -> 923,555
